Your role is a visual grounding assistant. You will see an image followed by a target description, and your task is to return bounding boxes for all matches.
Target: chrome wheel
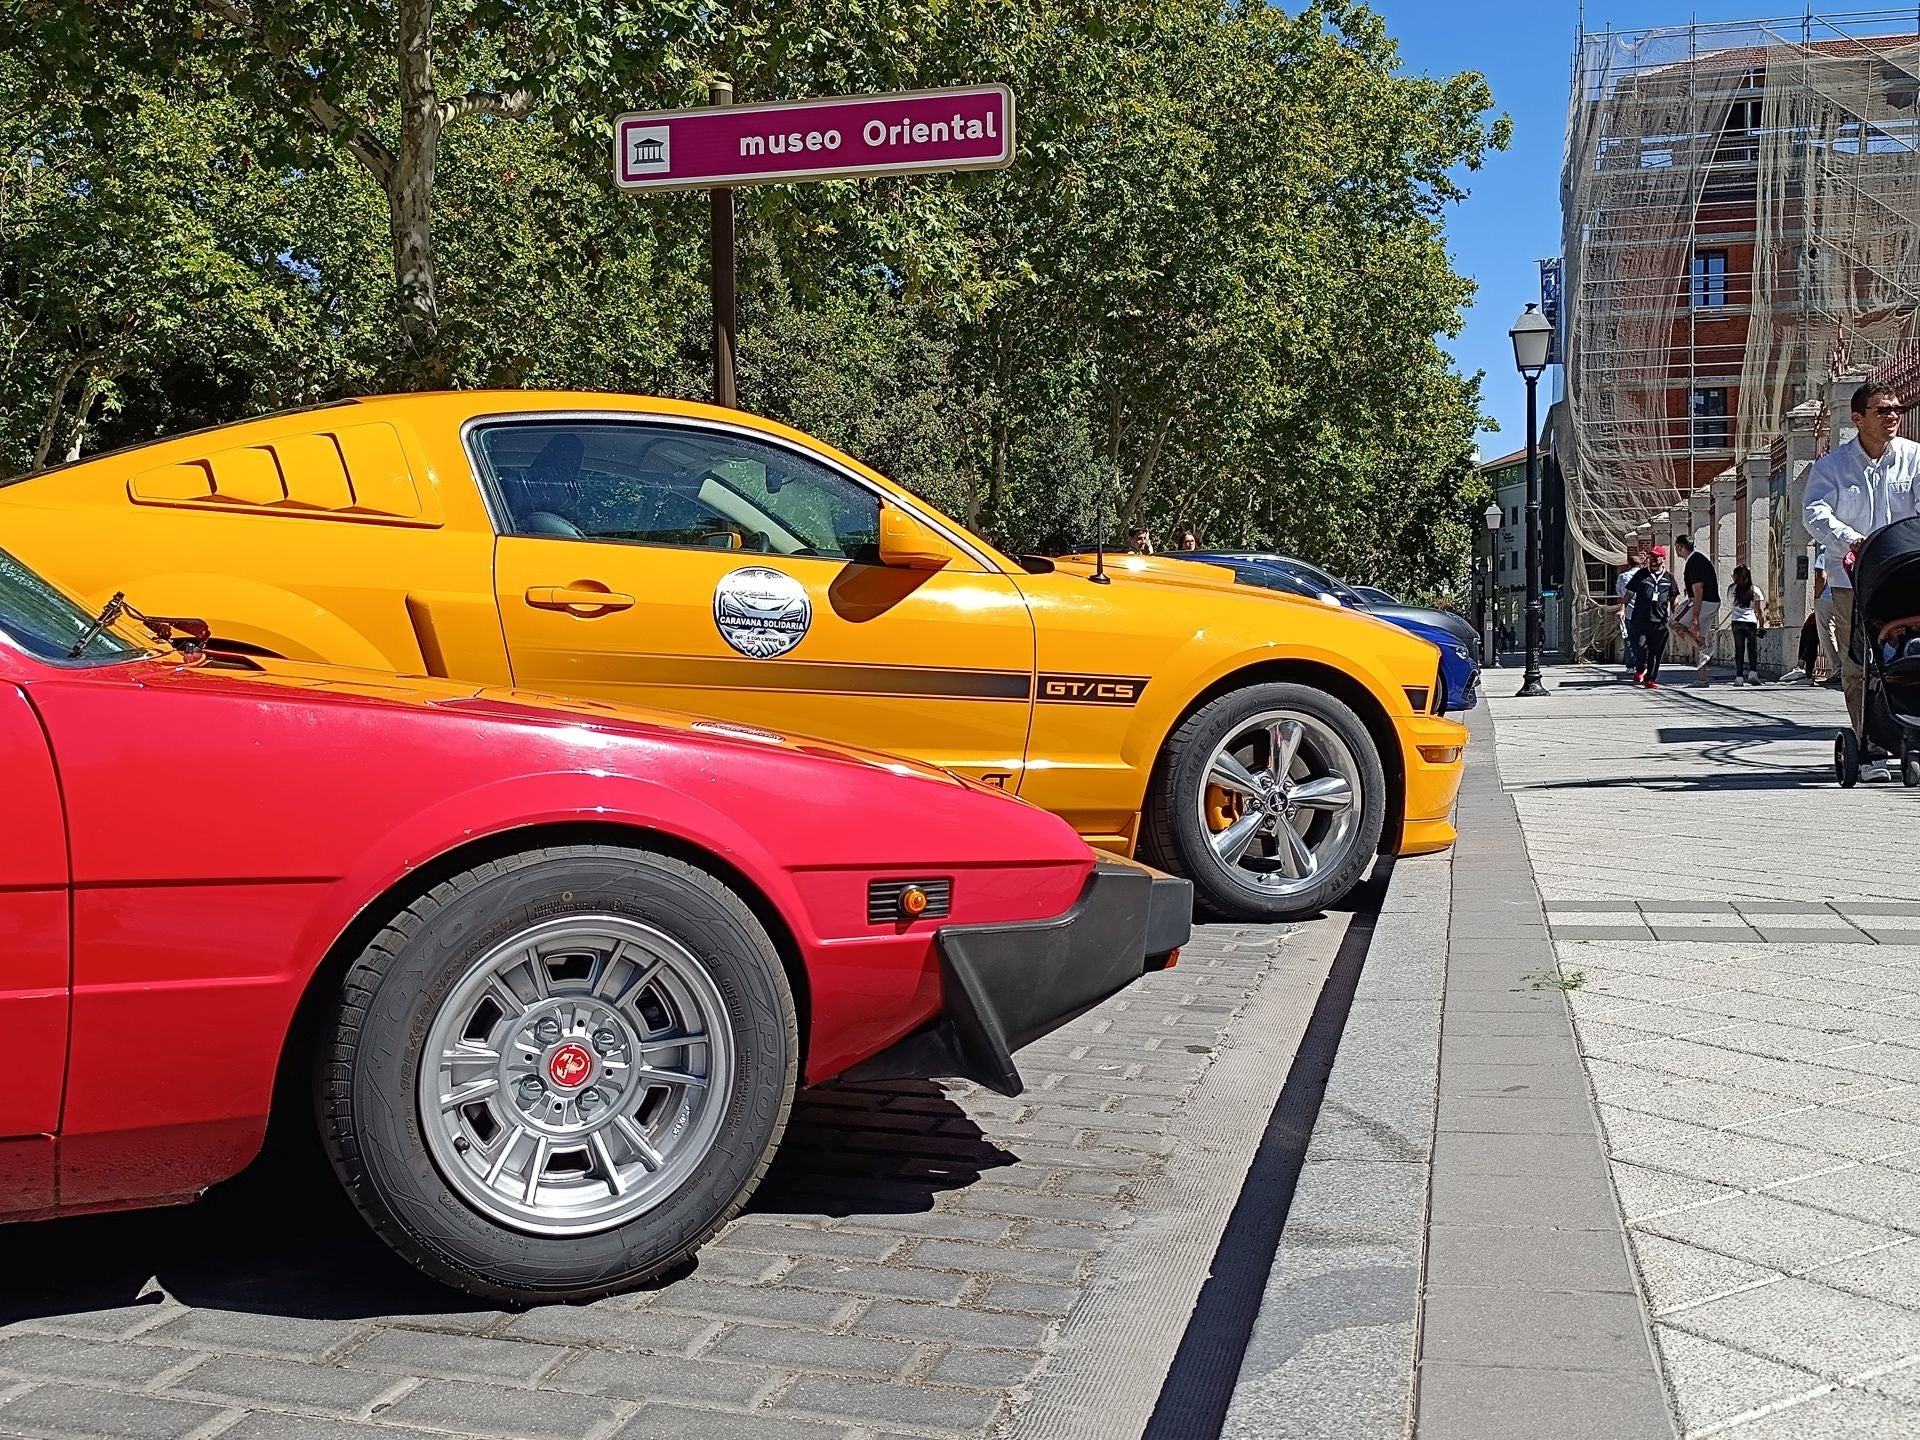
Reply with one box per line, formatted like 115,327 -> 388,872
1198,708 -> 1362,899
418,914 -> 733,1237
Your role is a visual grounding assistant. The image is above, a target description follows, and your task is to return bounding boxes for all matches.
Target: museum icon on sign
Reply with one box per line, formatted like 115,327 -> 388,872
625,126 -> 671,177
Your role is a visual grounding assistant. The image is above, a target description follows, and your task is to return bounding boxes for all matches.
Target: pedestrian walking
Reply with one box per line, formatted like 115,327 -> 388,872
1726,565 -> 1767,685
1804,379 -> 1920,756
1810,558 -> 1841,686
1624,544 -> 1678,688
1782,611 -> 1820,683
1618,546 -> 1647,679
1672,535 -> 1721,685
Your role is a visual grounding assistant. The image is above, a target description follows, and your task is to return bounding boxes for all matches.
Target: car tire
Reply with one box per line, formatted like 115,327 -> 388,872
1144,683 -> 1386,921
316,843 -> 797,1303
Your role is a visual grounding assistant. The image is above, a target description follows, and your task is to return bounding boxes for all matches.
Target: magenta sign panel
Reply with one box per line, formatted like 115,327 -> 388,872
614,85 -> 1015,192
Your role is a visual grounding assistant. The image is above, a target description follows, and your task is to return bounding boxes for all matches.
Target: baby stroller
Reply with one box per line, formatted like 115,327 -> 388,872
1836,515 -> 1920,787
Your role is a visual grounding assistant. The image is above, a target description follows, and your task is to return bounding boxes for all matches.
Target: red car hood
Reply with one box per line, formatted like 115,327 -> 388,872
187,653 -> 969,788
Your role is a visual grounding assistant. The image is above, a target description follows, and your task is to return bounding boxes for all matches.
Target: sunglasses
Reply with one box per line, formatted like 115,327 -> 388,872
1869,405 -> 1905,418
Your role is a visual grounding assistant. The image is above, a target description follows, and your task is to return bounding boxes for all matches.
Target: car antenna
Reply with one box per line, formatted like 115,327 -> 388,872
1090,481 -> 1110,585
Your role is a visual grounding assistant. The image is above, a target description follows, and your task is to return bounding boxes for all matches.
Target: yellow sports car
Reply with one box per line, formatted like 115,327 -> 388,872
0,392 -> 1464,920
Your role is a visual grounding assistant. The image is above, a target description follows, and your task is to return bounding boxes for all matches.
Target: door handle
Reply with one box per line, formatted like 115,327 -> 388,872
525,584 -> 635,613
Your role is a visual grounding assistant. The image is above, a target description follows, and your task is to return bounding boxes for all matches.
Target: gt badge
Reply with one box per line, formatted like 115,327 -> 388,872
1037,673 -> 1148,706
714,567 -> 811,659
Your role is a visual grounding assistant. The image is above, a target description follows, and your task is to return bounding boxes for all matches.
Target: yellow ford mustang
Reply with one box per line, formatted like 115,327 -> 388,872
0,392 -> 1464,920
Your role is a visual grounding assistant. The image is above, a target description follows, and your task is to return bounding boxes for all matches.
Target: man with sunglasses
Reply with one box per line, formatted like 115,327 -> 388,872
1804,381 -> 1920,767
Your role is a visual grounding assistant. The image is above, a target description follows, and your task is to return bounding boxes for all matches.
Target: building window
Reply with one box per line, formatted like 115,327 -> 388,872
1509,506 -> 1519,525
1691,388 -> 1729,448
1691,250 -> 1727,307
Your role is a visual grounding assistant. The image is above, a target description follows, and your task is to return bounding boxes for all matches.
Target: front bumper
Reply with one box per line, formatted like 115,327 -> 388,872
841,857 -> 1194,1097
1397,713 -> 1467,853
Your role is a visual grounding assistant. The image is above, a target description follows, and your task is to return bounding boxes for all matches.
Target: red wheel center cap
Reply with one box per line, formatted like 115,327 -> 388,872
546,1042 -> 594,1090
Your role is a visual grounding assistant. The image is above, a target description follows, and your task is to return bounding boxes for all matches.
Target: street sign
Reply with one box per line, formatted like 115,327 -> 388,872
615,85 -> 1015,192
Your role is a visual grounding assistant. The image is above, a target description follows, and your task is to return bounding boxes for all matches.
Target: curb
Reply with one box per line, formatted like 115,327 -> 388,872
1218,849 -> 1450,1439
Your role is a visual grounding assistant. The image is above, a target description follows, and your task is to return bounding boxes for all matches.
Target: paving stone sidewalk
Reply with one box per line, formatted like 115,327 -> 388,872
0,918 -> 1345,1440
1492,667 -> 1920,1439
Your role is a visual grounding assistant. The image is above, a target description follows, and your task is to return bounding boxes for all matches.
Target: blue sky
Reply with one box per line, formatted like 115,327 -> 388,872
1369,0 -> 1832,459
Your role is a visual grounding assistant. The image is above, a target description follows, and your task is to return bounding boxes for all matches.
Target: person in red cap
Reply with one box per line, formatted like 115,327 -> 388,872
1623,544 -> 1679,688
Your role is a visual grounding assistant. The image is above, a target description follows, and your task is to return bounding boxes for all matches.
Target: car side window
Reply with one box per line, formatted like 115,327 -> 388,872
477,421 -> 882,561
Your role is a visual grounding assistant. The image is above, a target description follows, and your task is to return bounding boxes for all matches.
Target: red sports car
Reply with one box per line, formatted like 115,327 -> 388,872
0,545 -> 1188,1302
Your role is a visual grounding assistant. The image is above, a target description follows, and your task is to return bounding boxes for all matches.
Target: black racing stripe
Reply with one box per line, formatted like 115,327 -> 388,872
561,652 -> 1033,700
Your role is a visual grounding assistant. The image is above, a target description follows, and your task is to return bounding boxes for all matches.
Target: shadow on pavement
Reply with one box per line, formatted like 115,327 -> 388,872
750,1080 -> 1016,1220
1513,771 -> 1840,792
0,1081 -> 1005,1326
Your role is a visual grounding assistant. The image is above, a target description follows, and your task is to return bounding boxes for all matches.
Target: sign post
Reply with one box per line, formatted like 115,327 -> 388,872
615,85 -> 1015,409
708,81 -> 737,409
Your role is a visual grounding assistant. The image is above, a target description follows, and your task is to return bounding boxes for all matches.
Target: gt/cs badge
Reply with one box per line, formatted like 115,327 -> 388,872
714,567 -> 811,659
1037,673 -> 1148,705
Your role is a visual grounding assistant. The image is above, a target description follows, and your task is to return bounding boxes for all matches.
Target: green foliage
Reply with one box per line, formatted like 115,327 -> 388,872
0,0 -> 1507,590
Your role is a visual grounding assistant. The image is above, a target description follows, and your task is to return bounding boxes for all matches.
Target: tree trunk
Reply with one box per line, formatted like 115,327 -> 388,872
33,349 -> 93,471
62,370 -> 110,462
391,0 -> 444,382
1124,413 -> 1173,524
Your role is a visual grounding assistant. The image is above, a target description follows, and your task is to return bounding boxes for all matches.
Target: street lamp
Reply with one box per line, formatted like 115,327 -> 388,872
1510,303 -> 1553,697
1483,500 -> 1502,666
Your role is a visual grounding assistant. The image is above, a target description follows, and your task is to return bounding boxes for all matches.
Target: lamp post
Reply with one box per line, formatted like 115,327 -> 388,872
1483,500 -> 1502,666
1509,303 -> 1553,697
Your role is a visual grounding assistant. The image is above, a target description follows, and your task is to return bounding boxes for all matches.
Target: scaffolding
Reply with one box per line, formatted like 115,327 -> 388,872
1561,9 -> 1920,567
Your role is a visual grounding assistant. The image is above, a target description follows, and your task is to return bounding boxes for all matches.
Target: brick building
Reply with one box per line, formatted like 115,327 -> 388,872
1558,13 -> 1920,661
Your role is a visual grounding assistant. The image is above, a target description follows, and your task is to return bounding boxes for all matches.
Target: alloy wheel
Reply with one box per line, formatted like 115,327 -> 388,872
417,914 -> 733,1236
1197,708 -> 1363,900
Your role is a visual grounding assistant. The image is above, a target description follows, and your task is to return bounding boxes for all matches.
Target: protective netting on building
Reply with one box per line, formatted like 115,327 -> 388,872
1561,12 -> 1920,564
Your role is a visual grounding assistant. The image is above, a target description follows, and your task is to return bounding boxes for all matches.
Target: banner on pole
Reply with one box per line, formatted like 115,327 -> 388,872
1539,257 -> 1564,367
615,86 -> 1015,193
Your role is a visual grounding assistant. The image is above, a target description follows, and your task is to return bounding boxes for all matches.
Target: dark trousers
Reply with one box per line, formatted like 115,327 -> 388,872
1732,621 -> 1759,675
1632,624 -> 1669,682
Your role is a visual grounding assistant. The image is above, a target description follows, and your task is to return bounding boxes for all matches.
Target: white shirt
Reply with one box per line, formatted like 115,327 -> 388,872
1803,436 -> 1920,588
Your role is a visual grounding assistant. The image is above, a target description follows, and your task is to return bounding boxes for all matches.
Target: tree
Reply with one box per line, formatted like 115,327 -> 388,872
12,0 -> 715,380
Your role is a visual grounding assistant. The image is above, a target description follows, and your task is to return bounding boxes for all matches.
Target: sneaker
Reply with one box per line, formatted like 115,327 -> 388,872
1781,667 -> 1807,682
1864,759 -> 1894,783
1632,671 -> 1644,685
1732,676 -> 1746,686
1748,672 -> 1761,685
1644,678 -> 1659,690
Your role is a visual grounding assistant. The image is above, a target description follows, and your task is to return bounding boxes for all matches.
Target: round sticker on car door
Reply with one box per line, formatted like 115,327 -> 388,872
714,567 -> 812,659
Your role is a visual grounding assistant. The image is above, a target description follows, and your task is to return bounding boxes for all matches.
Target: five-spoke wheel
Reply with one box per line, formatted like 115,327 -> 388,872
1146,682 -> 1386,920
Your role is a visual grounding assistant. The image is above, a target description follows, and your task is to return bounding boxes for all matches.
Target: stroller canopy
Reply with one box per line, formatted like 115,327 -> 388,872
1851,516 -> 1920,634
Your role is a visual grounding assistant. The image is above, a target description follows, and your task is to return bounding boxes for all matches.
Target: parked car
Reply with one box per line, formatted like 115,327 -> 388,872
0,391 -> 1465,922
1174,553 -> 1480,712
1350,584 -> 1400,607
0,543 -> 1187,1301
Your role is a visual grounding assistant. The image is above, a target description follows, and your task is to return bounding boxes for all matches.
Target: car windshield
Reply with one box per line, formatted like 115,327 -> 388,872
1273,557 -> 1366,607
1215,562 -> 1317,599
0,545 -> 149,663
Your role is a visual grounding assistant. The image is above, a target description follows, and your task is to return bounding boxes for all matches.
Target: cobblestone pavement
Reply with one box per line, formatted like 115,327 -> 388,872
1490,667 -> 1920,1439
0,917 -> 1347,1440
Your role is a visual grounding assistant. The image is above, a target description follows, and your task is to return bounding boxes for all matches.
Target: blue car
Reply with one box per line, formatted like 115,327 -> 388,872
1173,552 -> 1481,713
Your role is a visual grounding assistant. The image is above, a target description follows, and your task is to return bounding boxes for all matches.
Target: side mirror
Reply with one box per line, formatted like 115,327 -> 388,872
878,506 -> 956,570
